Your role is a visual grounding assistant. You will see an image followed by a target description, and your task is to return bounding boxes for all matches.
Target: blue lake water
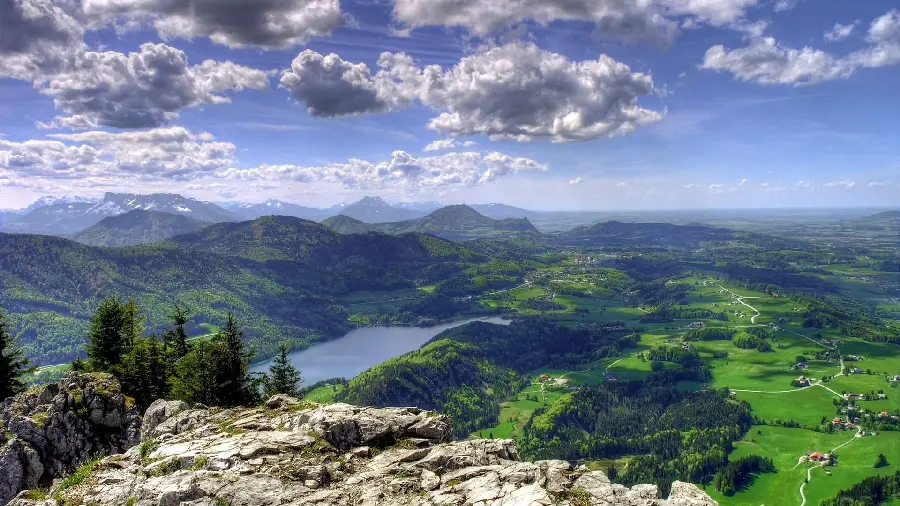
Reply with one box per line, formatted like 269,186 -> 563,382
251,316 -> 509,385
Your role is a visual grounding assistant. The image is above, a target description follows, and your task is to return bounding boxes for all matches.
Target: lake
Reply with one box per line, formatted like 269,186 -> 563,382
251,316 -> 509,385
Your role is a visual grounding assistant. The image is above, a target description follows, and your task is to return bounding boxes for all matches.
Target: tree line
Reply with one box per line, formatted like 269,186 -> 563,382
0,299 -> 304,411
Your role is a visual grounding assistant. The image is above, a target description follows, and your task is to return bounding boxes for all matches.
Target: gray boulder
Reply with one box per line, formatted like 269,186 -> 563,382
0,373 -> 141,504
8,397 -> 718,506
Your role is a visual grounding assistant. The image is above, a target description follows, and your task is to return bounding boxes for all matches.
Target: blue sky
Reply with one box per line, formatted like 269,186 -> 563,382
1,0 -> 898,210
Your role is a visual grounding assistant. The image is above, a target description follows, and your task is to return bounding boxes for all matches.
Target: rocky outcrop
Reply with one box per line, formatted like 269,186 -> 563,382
8,399 -> 717,506
0,373 -> 141,504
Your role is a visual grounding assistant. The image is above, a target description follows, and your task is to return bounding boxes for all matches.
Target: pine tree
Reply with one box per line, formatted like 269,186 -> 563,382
163,305 -> 190,360
170,341 -> 220,406
874,453 -> 888,468
213,313 -> 260,407
263,344 -> 302,399
87,297 -> 127,371
117,336 -> 170,409
0,312 -> 34,400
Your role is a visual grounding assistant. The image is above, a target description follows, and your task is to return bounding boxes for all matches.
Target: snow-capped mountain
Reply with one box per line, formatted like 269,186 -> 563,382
17,195 -> 101,215
227,199 -> 331,222
1,193 -> 237,236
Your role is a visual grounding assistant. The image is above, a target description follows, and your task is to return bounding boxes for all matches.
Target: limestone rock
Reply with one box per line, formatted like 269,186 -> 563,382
6,396 -> 717,506
0,373 -> 141,504
141,400 -> 189,441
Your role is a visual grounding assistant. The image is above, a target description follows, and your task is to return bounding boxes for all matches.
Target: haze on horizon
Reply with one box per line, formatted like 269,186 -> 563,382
1,0 -> 899,211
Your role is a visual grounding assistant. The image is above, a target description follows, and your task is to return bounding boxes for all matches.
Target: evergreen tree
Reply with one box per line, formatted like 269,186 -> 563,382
117,336 -> 170,409
87,297 -> 141,371
163,305 -> 190,360
875,453 -> 889,468
214,313 -> 260,406
263,344 -> 302,398
170,341 -> 220,406
0,312 -> 34,400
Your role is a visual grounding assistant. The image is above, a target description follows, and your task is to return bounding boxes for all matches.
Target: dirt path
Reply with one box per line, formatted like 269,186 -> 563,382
799,427 -> 862,505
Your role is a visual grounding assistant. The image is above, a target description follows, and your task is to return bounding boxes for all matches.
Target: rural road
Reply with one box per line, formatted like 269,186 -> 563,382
798,427 -> 863,506
716,284 -> 761,324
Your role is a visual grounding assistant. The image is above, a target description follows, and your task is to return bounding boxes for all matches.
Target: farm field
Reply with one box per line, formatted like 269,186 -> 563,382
710,427 -> 900,506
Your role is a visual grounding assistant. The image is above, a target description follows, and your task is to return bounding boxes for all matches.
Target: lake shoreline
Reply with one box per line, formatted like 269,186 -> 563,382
250,315 -> 511,383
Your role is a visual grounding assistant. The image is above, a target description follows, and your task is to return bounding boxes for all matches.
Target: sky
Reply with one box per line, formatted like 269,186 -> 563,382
0,0 -> 899,211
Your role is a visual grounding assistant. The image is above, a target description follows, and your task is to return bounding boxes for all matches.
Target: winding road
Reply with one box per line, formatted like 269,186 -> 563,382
716,284 -> 761,324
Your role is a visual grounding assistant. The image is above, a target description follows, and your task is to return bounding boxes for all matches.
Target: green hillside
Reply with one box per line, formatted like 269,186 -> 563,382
0,217 -> 484,365
324,204 -> 540,241
71,210 -> 209,247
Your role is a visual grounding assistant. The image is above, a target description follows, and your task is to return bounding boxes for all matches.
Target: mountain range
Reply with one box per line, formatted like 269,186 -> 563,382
323,205 -> 539,241
71,210 -> 210,247
0,215 -> 480,365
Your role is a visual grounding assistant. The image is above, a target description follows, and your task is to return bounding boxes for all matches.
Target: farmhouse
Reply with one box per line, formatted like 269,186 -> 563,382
891,375 -> 900,382
604,372 -> 619,381
795,376 -> 811,387
844,392 -> 860,401
539,374 -> 551,382
686,322 -> 706,329
851,367 -> 865,374
809,452 -> 825,462
880,411 -> 890,418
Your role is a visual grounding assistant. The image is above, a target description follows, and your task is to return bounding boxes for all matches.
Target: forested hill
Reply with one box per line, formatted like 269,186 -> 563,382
323,204 -> 539,241
339,320 -> 638,436
71,210 -> 209,247
0,222 -> 483,365
553,221 -> 740,248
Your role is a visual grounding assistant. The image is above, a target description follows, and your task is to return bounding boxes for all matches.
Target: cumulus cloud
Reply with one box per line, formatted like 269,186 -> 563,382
218,150 -> 547,189
825,21 -> 858,42
82,0 -> 342,49
283,42 -> 663,142
49,127 -> 236,178
700,37 -> 850,85
795,180 -> 811,188
36,43 -> 269,129
739,178 -> 749,186
279,50 -> 420,117
390,0 -> 769,44
701,9 -> 900,85
0,127 -> 235,192
569,177 -> 585,185
423,139 -> 476,151
0,0 -> 84,80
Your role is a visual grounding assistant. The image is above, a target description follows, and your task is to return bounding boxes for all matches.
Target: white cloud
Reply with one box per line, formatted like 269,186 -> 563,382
390,0 -> 769,44
773,0 -> 801,12
823,179 -> 856,189
0,0 -> 84,80
795,180 -> 811,188
739,178 -> 749,186
684,183 -> 701,189
282,42 -> 664,142
701,9 -> 900,86
569,177 -> 585,185
82,0 -> 343,49
0,127 -> 235,192
617,181 -> 628,187
218,150 -> 547,189
35,43 -> 269,129
280,50 -> 420,117
423,139 -> 477,151
825,22 -> 858,42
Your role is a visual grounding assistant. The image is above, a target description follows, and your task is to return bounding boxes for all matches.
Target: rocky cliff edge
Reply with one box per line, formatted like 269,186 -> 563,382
2,376 -> 718,505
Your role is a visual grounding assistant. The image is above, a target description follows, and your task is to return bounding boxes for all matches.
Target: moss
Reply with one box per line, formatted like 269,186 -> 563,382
138,439 -> 159,465
31,410 -> 49,428
190,456 -> 209,471
54,456 -> 102,504
445,478 -> 462,487
567,487 -> 592,506
124,497 -> 137,506
214,498 -> 229,506
22,489 -> 49,500
150,458 -> 183,477
124,396 -> 136,410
